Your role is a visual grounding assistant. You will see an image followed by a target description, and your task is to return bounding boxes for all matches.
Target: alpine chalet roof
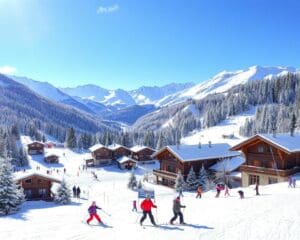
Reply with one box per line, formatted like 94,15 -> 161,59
108,143 -> 131,151
116,156 -> 136,164
155,143 -> 240,162
44,152 -> 59,158
89,143 -> 110,152
209,156 -> 245,172
14,171 -> 61,183
130,145 -> 155,153
231,133 -> 300,153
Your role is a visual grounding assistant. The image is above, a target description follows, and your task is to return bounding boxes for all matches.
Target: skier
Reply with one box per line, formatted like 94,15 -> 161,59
170,196 -> 186,225
76,186 -> 81,198
238,190 -> 244,199
196,185 -> 202,199
140,195 -> 157,226
288,176 -> 293,188
72,185 -> 76,198
86,201 -> 102,224
132,200 -> 137,212
292,178 -> 296,188
215,184 -> 221,198
255,182 -> 260,195
224,185 -> 230,197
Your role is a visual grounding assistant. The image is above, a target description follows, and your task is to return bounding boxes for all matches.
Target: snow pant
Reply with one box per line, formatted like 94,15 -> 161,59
87,213 -> 101,223
170,211 -> 184,224
140,211 -> 156,225
196,193 -> 202,198
215,190 -> 220,198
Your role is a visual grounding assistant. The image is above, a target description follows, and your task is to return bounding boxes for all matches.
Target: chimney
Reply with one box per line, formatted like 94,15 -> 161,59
208,141 -> 212,148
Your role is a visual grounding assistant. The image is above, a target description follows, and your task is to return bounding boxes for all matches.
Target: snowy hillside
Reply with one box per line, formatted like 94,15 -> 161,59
158,66 -> 298,106
1,139 -> 299,240
129,82 -> 194,105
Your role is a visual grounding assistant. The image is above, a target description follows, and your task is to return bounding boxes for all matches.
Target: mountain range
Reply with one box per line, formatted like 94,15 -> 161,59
8,65 -> 299,127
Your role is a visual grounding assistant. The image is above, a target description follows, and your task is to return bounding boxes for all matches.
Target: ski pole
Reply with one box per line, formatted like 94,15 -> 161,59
101,209 -> 111,217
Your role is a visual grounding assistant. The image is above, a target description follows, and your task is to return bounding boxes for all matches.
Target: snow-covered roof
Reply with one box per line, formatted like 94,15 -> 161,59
154,143 -> 240,162
232,132 -> 300,153
14,171 -> 61,182
209,156 -> 245,172
108,143 -> 131,151
89,143 -> 109,152
259,133 -> 300,152
83,153 -> 93,160
44,152 -> 59,158
116,156 -> 136,164
130,145 -> 155,153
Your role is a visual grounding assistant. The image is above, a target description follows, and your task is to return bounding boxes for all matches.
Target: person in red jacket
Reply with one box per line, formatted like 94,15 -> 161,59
140,195 -> 157,226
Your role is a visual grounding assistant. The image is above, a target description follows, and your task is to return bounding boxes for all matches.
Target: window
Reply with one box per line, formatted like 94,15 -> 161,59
257,144 -> 264,153
25,179 -> 32,184
38,189 -> 47,198
249,175 -> 260,185
268,177 -> 278,184
24,190 -> 32,198
167,165 -> 176,173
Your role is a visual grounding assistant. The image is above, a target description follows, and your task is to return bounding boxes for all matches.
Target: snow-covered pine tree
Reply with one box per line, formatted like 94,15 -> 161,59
156,131 -> 167,150
198,165 -> 209,191
19,148 -> 29,167
127,172 -> 137,190
54,178 -> 71,205
64,127 -> 77,148
0,158 -> 24,215
175,171 -> 185,194
185,166 -> 198,191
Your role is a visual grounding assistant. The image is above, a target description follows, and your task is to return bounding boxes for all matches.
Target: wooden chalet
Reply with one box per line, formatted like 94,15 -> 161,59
44,153 -> 59,164
231,133 -> 300,187
89,144 -> 113,166
117,156 -> 137,170
27,141 -> 44,155
109,144 -> 132,160
15,172 -> 61,201
130,146 -> 156,162
153,143 -> 240,187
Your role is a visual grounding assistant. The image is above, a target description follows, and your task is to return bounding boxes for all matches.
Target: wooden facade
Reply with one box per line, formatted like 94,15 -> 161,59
27,142 -> 44,155
16,173 -> 61,201
91,147 -> 113,165
117,157 -> 137,170
131,147 -> 155,162
231,135 -> 300,186
112,146 -> 132,160
153,148 -> 218,187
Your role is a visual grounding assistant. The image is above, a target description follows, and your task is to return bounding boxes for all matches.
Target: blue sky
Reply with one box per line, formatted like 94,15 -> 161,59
0,0 -> 300,90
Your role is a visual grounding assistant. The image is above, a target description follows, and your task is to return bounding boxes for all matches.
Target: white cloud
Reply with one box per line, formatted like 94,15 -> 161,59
97,4 -> 119,14
0,65 -> 17,74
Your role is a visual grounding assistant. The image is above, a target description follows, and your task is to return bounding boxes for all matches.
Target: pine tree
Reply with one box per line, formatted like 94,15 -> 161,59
65,128 -> 77,148
0,158 -> 24,215
198,165 -> 209,191
185,167 -> 198,191
19,148 -> 29,167
127,172 -> 137,190
175,171 -> 185,194
54,179 -> 71,205
290,113 -> 296,136
156,132 -> 167,150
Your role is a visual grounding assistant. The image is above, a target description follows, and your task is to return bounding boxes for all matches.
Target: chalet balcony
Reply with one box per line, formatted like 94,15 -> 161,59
240,165 -> 300,177
153,169 -> 178,180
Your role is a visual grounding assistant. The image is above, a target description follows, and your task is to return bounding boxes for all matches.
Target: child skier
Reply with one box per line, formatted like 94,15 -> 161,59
196,185 -> 202,199
170,196 -> 186,225
238,190 -> 244,199
255,182 -> 260,195
140,195 -> 157,226
86,201 -> 102,224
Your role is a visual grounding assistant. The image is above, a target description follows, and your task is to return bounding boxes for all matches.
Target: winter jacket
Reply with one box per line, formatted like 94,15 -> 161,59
88,205 -> 101,215
140,199 -> 156,212
173,199 -> 185,213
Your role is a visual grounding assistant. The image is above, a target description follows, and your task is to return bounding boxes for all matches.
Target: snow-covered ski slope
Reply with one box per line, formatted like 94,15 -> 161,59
1,143 -> 299,240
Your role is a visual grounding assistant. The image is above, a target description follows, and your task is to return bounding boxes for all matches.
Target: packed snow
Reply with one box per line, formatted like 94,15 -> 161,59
1,140 -> 300,240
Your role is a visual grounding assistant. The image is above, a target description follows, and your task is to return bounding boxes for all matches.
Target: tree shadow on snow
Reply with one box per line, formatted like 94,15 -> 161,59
4,200 -> 82,221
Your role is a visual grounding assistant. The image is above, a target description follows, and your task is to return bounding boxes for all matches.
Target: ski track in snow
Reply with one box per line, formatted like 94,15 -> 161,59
1,144 -> 300,240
